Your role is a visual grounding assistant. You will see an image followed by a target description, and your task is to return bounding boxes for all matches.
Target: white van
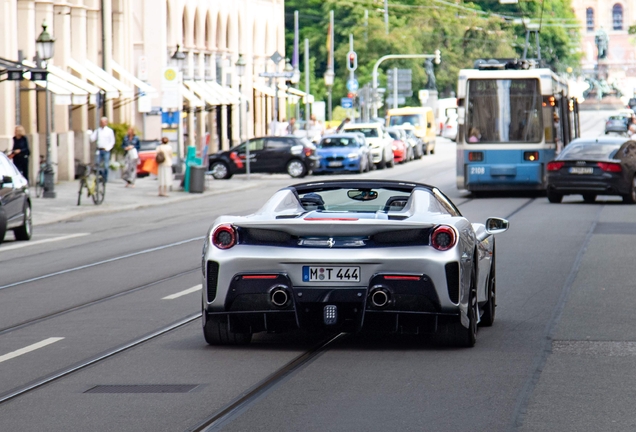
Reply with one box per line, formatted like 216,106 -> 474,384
436,98 -> 458,136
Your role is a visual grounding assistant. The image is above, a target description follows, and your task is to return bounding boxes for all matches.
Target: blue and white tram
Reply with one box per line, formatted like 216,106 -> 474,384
456,60 -> 579,192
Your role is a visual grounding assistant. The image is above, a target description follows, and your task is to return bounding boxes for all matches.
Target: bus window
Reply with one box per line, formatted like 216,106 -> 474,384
466,79 -> 543,143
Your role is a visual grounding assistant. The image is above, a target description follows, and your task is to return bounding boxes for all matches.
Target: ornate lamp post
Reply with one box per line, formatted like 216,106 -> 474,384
36,21 -> 56,198
235,54 -> 249,180
171,44 -> 186,71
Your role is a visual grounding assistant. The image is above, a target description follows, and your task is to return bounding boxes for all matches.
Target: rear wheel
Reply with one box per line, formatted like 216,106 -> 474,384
622,176 -> 636,204
387,153 -> 395,168
35,172 -> 43,198
92,176 -> 106,205
210,161 -> 232,180
286,159 -> 307,178
203,317 -> 252,345
377,156 -> 386,170
480,250 -> 496,327
582,194 -> 597,203
13,202 -> 32,241
77,180 -> 85,206
443,268 -> 477,347
547,191 -> 563,203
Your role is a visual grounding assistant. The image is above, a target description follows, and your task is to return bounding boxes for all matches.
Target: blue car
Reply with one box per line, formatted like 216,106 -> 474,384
314,133 -> 371,174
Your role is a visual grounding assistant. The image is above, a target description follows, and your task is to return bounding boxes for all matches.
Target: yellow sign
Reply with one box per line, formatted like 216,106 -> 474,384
164,68 -> 177,81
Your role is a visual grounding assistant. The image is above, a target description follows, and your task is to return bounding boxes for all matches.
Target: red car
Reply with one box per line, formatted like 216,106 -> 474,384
388,128 -> 410,164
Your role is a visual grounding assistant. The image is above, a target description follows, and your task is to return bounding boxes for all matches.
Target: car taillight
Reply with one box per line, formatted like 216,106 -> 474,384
524,151 -> 539,161
304,147 -> 313,157
598,162 -> 622,172
547,161 -> 564,171
468,152 -> 483,162
212,224 -> 237,249
431,226 -> 456,251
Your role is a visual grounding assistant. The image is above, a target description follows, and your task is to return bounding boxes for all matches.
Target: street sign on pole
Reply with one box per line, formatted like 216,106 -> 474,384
341,97 -> 353,108
385,96 -> 406,105
346,79 -> 359,92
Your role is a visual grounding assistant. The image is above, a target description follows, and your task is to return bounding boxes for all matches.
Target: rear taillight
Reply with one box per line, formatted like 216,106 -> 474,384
431,226 -> 457,251
468,152 -> 483,162
598,162 -> 622,172
304,147 -> 313,157
212,224 -> 237,249
524,151 -> 539,161
547,161 -> 564,171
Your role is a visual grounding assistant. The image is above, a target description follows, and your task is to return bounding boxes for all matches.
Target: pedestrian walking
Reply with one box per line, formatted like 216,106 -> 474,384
9,125 -> 30,179
90,117 -> 116,182
287,117 -> 298,135
156,137 -> 173,197
121,127 -> 140,187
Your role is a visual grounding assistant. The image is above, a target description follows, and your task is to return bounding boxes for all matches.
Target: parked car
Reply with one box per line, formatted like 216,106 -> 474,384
208,136 -> 318,179
397,125 -> 424,159
386,106 -> 436,154
342,122 -> 394,169
546,137 -> 636,203
314,134 -> 371,174
604,116 -> 629,135
441,110 -> 458,142
201,179 -> 509,346
387,127 -> 410,163
0,153 -> 32,244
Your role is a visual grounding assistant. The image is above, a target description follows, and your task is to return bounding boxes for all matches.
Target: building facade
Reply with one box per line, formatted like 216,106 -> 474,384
0,0 -> 291,184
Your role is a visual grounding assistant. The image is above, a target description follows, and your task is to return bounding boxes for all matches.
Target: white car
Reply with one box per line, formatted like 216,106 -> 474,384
441,113 -> 458,142
342,123 -> 394,169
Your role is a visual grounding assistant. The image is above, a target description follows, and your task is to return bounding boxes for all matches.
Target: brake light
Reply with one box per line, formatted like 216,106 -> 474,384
468,152 -> 483,162
524,151 -> 539,161
431,226 -> 456,251
598,162 -> 622,172
304,147 -> 313,157
212,224 -> 237,249
547,161 -> 564,171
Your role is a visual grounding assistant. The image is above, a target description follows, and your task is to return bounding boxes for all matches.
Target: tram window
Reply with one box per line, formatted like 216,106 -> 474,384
466,79 -> 543,144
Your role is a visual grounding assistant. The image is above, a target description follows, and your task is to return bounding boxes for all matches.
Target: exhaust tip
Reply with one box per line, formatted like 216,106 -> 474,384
370,286 -> 390,308
270,286 -> 290,308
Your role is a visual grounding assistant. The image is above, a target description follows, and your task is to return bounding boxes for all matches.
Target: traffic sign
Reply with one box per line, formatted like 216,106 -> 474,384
341,97 -> 353,108
259,71 -> 294,78
386,96 -> 406,105
346,79 -> 359,92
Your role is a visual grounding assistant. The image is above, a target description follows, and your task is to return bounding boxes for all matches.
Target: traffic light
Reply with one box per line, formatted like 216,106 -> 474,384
434,49 -> 441,65
347,51 -> 357,71
347,92 -> 355,99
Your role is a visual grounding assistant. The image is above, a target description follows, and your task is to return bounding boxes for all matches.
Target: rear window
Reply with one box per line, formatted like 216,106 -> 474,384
608,116 -> 627,121
345,127 -> 379,138
559,143 -> 621,160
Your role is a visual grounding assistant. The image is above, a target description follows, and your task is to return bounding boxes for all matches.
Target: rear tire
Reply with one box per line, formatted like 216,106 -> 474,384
480,250 -> 496,327
92,176 -> 106,205
203,317 -> 252,345
377,156 -> 386,170
582,194 -> 596,203
547,191 -> 563,203
622,176 -> 636,204
443,268 -> 477,347
13,202 -> 32,241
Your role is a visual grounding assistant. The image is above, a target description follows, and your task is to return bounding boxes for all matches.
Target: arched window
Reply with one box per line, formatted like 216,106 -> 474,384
586,8 -> 594,32
613,4 -> 623,31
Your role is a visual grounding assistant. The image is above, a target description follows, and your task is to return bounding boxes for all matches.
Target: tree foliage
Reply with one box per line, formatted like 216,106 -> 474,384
284,0 -> 578,110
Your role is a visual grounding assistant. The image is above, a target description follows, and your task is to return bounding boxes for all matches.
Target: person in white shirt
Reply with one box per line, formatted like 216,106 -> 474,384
90,117 -> 116,182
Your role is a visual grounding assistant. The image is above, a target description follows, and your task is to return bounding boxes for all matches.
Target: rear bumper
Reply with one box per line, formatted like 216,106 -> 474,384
547,175 -> 628,195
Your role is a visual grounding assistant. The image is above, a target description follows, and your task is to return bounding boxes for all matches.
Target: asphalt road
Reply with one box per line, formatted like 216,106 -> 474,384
1,110 -> 634,432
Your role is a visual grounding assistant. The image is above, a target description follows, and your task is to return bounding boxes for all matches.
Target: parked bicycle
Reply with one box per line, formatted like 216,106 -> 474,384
77,161 -> 106,205
34,155 -> 47,198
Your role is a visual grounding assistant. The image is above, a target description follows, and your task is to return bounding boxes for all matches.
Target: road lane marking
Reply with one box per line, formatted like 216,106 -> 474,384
162,284 -> 202,300
0,233 -> 90,252
0,337 -> 65,364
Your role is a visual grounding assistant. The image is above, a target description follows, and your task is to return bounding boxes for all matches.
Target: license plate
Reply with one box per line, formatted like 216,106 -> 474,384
302,266 -> 360,283
569,167 -> 593,174
328,161 -> 343,167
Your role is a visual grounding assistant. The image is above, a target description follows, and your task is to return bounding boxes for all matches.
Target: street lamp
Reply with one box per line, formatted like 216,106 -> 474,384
36,21 -> 56,198
171,44 -> 186,71
324,68 -> 335,121
235,53 -> 249,180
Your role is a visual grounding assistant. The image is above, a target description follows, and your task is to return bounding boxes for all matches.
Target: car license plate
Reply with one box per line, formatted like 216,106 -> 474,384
302,266 -> 360,282
569,167 -> 594,174
328,161 -> 343,167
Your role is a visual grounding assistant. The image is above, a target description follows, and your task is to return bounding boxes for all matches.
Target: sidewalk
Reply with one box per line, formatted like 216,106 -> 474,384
31,174 -> 259,226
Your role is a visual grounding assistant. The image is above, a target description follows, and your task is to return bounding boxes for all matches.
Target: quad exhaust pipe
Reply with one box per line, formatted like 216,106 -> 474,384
370,286 -> 391,308
270,286 -> 290,308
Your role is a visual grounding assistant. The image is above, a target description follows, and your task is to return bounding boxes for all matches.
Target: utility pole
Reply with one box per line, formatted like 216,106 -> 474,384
304,38 -> 310,128
393,67 -> 398,109
384,0 -> 389,34
365,10 -> 369,42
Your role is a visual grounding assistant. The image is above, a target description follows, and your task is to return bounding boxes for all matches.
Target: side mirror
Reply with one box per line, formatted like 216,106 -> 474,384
1,175 -> 12,185
485,217 -> 509,234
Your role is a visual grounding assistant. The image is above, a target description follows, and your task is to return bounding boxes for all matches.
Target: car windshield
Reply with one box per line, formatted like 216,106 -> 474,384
389,115 -> 422,127
318,137 -> 359,148
139,141 -> 159,151
387,131 -> 399,140
298,187 -> 412,213
466,78 -> 542,143
559,143 -> 621,160
345,127 -> 379,138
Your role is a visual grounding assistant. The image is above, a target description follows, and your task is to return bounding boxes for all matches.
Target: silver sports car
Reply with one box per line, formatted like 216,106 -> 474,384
201,180 -> 508,347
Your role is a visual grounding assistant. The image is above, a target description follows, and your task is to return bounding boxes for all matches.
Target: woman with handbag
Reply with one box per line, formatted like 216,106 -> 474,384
122,127 -> 140,187
156,137 -> 173,197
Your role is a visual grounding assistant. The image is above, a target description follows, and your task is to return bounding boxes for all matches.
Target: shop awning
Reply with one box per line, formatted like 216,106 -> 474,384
200,81 -> 232,105
206,81 -> 239,105
111,60 -> 158,98
287,86 -> 315,103
22,60 -> 94,105
184,80 -> 222,106
67,58 -> 120,99
181,84 -> 204,108
253,83 -> 276,97
84,60 -> 134,98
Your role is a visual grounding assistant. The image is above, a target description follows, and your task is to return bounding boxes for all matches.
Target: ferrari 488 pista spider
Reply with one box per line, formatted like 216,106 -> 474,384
201,180 -> 508,347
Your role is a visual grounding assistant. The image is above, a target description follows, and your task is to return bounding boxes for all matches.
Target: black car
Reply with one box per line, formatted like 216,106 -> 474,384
0,153 -> 32,244
208,136 -> 318,179
604,116 -> 629,134
546,137 -> 636,203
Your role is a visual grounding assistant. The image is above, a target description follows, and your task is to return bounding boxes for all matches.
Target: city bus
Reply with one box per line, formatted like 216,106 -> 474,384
456,59 -> 580,192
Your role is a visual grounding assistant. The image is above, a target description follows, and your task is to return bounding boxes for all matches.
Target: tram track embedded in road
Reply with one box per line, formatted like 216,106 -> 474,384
0,267 -> 199,336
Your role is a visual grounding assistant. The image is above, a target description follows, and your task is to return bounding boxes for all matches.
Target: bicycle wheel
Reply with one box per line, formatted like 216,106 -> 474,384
77,179 -> 86,206
92,175 -> 106,205
35,171 -> 43,198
